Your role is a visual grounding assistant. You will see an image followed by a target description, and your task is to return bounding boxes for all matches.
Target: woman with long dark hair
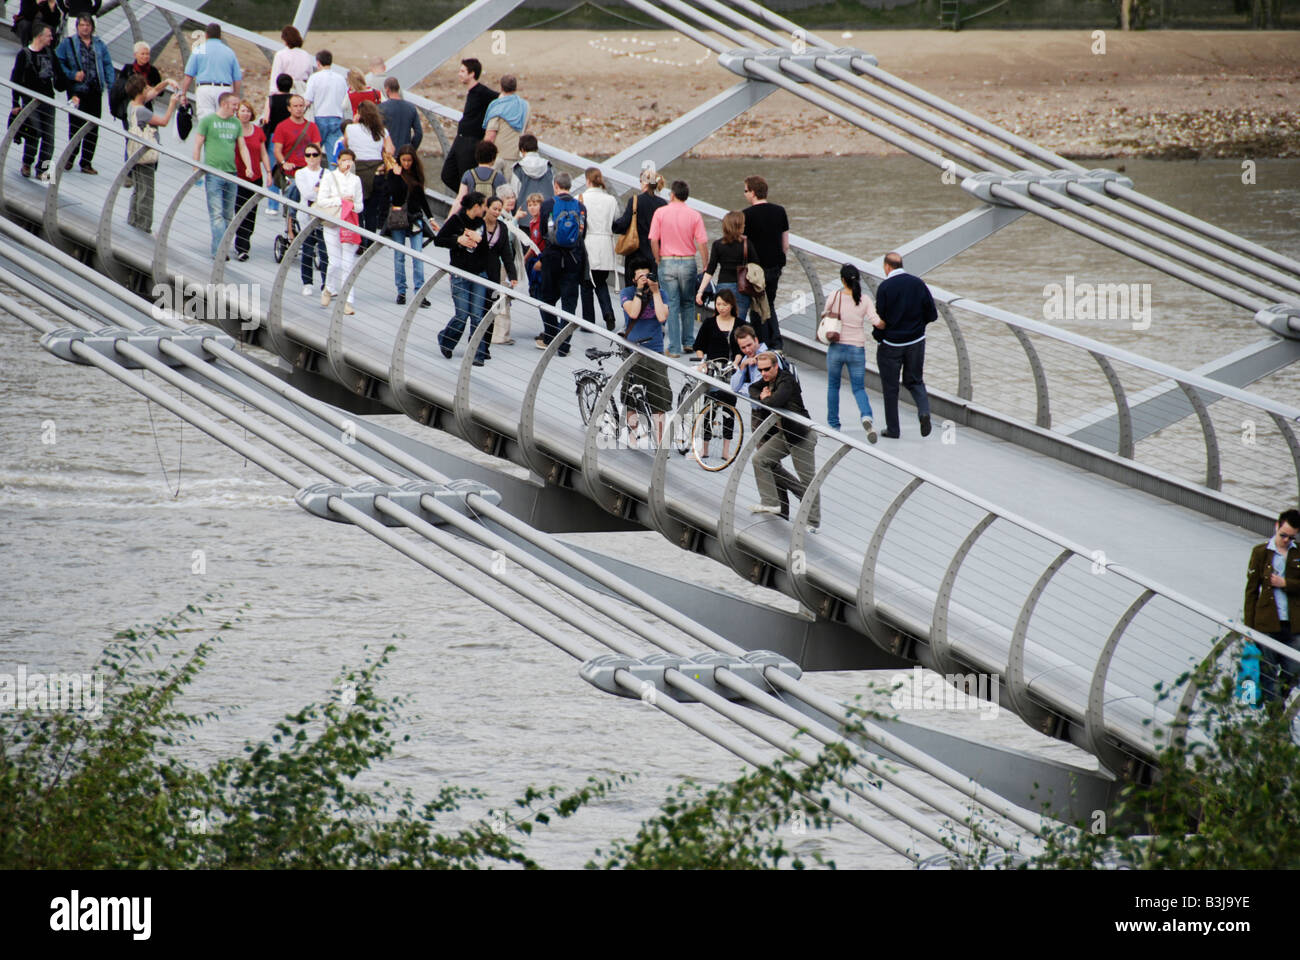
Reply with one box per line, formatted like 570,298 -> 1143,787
825,263 -> 882,443
378,145 -> 433,306
342,99 -> 393,236
695,209 -> 751,323
690,287 -> 742,461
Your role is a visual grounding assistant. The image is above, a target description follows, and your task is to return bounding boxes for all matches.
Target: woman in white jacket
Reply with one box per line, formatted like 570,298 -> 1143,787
314,149 -> 364,315
580,167 -> 618,330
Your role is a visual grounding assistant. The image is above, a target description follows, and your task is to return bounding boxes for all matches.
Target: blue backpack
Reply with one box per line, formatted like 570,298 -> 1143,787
548,195 -> 583,249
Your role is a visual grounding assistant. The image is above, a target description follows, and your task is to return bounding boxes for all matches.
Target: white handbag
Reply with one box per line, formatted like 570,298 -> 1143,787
816,290 -> 843,344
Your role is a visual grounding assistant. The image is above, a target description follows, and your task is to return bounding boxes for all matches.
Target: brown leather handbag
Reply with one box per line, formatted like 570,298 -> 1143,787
614,194 -> 640,256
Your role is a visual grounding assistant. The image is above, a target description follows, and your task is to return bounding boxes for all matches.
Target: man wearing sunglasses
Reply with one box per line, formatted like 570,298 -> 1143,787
1244,507 -> 1300,702
748,351 -> 818,530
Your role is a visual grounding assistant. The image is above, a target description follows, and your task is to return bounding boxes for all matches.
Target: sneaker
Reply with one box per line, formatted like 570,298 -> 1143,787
920,414 -> 932,437
419,298 -> 431,308
534,337 -> 547,350
343,303 -> 355,315
807,524 -> 820,535
19,164 -> 30,178
862,416 -> 878,444
79,165 -> 98,175
440,343 -> 453,359
472,359 -> 485,367
396,293 -> 407,305
302,285 -> 313,296
320,289 -> 332,307
35,169 -> 50,185
749,504 -> 782,516
235,251 -> 249,262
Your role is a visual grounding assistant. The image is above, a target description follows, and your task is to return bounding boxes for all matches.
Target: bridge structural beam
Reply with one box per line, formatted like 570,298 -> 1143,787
885,203 -> 1026,278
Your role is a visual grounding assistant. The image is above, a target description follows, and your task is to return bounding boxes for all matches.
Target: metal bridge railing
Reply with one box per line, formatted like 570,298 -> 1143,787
4,78 -> 1297,773
84,0 -> 1300,522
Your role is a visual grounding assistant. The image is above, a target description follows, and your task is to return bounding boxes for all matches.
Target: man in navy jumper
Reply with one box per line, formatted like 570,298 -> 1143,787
873,251 -> 935,439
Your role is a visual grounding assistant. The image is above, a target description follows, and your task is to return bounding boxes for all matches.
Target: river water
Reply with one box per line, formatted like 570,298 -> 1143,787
2,156 -> 1297,868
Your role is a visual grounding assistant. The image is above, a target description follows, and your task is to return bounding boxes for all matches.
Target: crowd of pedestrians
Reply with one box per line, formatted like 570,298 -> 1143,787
5,16 -> 942,520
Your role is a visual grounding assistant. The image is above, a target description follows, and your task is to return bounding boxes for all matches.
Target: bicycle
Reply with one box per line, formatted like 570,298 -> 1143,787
573,344 -> 658,451
672,358 -> 744,472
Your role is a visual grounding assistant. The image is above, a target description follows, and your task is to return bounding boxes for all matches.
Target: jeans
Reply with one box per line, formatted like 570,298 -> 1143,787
658,256 -> 697,354
234,178 -> 261,256
826,342 -> 874,430
876,339 -> 930,437
752,429 -> 819,526
204,174 -> 238,257
19,102 -> 54,171
540,249 -> 581,356
440,272 -> 491,363
300,222 -> 328,286
128,163 -> 156,232
66,87 -> 101,168
713,281 -> 750,325
581,268 -> 615,329
761,266 -> 783,348
315,115 -> 343,166
1259,630 -> 1299,703
390,227 -> 425,297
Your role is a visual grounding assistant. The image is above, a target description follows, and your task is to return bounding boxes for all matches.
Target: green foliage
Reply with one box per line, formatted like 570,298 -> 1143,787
0,600 -> 614,869
1029,645 -> 1300,869
1,599 -> 888,870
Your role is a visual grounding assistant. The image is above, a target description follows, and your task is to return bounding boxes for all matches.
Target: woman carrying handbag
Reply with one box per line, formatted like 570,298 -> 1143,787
313,149 -> 364,315
822,263 -> 881,443
379,146 -> 434,307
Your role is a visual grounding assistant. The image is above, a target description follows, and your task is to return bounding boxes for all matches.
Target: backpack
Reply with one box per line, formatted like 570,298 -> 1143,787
108,69 -> 129,122
469,165 -> 497,199
548,194 -> 583,249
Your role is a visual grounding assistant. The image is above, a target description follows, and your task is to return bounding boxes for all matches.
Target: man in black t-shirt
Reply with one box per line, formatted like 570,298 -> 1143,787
741,174 -> 790,349
440,57 -> 497,193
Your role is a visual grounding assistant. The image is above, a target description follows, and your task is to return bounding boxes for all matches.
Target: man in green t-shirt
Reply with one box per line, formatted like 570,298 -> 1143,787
192,91 -> 252,258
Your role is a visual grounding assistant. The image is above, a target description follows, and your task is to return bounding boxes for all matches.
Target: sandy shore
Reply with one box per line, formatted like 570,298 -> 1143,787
158,29 -> 1300,159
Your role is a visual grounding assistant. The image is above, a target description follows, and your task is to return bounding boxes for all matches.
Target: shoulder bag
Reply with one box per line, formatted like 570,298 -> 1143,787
614,194 -> 639,256
310,171 -> 344,219
735,238 -> 756,296
127,108 -> 160,165
817,290 -> 843,345
273,122 -> 311,190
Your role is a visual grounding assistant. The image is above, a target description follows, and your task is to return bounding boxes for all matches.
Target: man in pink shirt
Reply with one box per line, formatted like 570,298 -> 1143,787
648,179 -> 707,357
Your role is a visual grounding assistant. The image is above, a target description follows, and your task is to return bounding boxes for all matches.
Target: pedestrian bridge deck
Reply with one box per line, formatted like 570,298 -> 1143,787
0,75 -> 1281,772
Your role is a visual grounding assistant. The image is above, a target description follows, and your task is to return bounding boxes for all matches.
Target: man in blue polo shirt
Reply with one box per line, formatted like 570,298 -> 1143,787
177,22 -> 241,120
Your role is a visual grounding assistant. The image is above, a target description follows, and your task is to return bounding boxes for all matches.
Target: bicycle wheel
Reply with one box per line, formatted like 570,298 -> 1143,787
692,399 -> 742,471
273,233 -> 287,264
672,384 -> 699,456
627,395 -> 658,452
576,375 -> 602,426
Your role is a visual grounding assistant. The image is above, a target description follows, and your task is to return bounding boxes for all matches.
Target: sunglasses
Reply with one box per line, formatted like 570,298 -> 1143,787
756,365 -> 774,372
304,152 -> 321,157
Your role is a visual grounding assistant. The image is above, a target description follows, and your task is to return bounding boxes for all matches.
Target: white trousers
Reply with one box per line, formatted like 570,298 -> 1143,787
195,84 -> 232,121
323,226 -> 357,301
